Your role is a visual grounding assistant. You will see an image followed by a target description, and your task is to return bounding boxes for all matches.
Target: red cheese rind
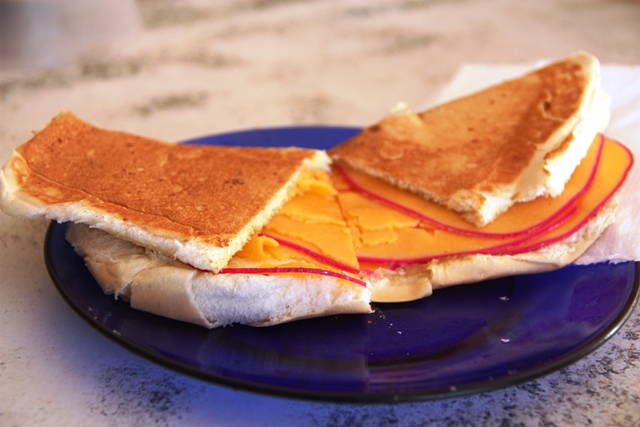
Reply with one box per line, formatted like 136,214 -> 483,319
497,137 -> 633,255
336,134 -> 604,238
351,137 -> 632,267
220,136 -> 632,279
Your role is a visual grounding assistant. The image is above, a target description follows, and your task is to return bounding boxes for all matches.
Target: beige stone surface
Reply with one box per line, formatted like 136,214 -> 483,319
1,1 -> 640,426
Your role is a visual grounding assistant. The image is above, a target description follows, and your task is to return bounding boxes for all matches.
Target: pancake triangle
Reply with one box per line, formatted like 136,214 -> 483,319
329,51 -> 610,226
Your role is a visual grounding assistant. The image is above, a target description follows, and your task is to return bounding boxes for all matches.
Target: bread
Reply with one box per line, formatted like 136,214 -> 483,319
66,223 -> 372,328
0,112 -> 372,328
0,112 -> 330,272
329,52 -> 610,227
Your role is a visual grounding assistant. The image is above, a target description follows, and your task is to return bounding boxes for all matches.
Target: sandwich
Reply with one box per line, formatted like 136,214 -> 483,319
331,132 -> 631,302
329,51 -> 633,302
0,52 -> 633,328
0,112 -> 372,327
330,51 -> 610,227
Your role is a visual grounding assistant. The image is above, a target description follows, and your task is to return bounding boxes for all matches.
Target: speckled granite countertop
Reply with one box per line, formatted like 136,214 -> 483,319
2,1 -> 640,426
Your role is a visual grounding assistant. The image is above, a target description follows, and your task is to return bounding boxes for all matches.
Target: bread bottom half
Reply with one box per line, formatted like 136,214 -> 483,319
66,223 -> 372,328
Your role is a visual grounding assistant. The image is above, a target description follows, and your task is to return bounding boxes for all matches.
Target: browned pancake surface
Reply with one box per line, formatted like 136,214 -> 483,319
329,55 -> 592,206
15,112 -> 316,248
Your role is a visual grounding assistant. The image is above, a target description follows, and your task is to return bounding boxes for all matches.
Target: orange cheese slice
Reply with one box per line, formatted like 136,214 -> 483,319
499,137 -> 633,254
223,135 -> 632,288
336,134 -> 605,238
262,216 -> 358,270
227,168 -> 362,279
228,234 -> 345,270
347,136 -> 633,267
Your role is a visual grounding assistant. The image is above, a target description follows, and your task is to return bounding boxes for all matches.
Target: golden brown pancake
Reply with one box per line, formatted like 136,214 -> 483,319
1,112 -> 328,271
329,52 -> 608,226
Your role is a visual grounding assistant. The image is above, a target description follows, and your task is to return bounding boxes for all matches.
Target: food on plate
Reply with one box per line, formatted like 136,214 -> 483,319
0,112 -> 371,327
0,112 -> 330,273
327,51 -> 632,302
0,52 -> 633,327
333,134 -> 632,302
329,51 -> 610,227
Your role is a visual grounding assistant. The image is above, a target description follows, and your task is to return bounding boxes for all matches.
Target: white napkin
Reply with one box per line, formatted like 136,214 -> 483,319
427,61 -> 640,264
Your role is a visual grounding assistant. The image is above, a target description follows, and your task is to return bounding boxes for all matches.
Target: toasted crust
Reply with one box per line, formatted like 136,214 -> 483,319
0,112 -> 330,271
330,52 -> 609,226
66,223 -> 372,328
367,197 -> 619,302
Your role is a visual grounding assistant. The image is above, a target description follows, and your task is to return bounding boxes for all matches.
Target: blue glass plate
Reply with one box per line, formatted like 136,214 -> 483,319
44,126 -> 640,403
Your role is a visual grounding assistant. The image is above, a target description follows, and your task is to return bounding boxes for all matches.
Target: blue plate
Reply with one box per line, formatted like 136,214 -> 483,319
44,126 -> 640,403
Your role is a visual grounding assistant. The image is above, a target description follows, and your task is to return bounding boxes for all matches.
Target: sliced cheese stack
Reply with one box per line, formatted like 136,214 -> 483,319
333,134 -> 633,302
224,168 -> 364,286
228,133 -> 632,304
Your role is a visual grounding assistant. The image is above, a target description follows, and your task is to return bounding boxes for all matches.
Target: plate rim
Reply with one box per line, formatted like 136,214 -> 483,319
43,125 -> 640,403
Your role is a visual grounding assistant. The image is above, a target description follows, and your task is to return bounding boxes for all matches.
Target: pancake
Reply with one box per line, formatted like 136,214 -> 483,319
0,112 -> 330,271
329,52 -> 610,227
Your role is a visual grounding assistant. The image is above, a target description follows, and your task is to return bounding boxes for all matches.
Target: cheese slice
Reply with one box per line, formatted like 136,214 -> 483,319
342,136 -> 631,267
229,169 -> 361,276
336,133 -> 605,238
223,135 -> 631,303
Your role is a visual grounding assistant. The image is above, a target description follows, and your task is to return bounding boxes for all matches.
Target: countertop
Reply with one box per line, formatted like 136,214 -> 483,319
2,1 -> 640,425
